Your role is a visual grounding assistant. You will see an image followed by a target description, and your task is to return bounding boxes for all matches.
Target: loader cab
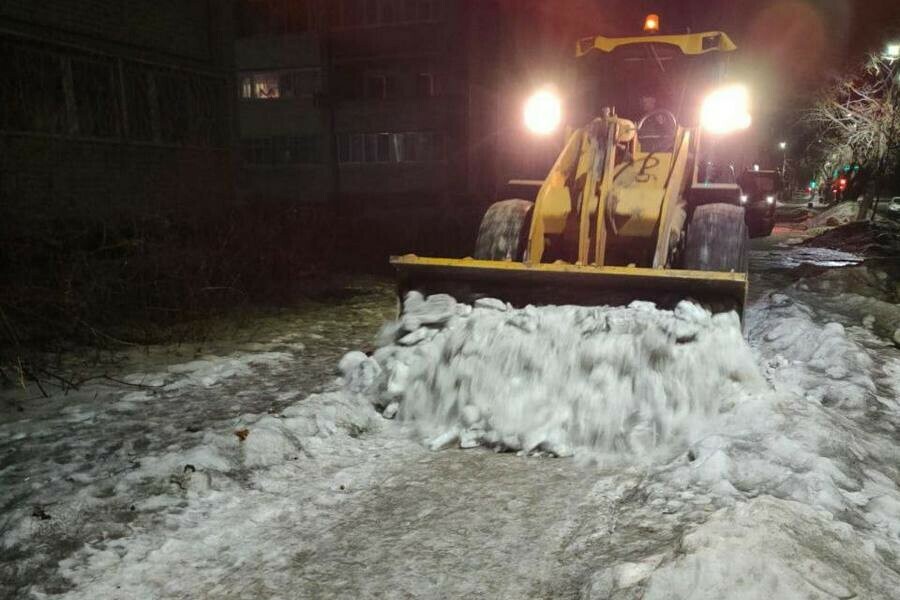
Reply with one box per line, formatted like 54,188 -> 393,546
572,34 -> 732,135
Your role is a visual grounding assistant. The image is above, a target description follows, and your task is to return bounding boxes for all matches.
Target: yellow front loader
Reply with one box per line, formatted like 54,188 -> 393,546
392,25 -> 753,317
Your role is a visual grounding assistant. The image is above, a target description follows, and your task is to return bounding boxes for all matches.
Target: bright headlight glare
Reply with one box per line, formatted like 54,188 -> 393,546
766,195 -> 775,204
524,90 -> 562,135
701,84 -> 752,134
740,194 -> 748,203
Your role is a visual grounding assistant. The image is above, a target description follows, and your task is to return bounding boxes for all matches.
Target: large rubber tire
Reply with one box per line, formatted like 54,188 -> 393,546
682,203 -> 749,273
473,199 -> 534,261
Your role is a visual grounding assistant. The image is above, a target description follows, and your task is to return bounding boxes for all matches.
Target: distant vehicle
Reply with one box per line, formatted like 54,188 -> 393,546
889,197 -> 900,212
737,169 -> 781,237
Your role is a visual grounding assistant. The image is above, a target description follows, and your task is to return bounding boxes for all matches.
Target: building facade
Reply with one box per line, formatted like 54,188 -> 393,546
0,1 -> 236,221
234,0 -> 503,256
0,2 -> 239,347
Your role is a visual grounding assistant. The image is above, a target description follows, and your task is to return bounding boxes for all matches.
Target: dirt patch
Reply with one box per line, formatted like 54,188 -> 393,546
800,220 -> 900,258
775,205 -> 816,224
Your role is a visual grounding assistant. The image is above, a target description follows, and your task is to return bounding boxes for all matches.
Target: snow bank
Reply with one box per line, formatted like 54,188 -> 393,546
578,293 -> 900,599
752,294 -> 877,410
5,277 -> 899,599
805,200 -> 859,229
344,293 -> 765,459
793,265 -> 900,346
585,495 -> 900,599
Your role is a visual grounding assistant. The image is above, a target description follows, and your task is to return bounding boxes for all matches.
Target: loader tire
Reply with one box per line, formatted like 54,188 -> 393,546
473,199 -> 534,261
683,203 -> 749,273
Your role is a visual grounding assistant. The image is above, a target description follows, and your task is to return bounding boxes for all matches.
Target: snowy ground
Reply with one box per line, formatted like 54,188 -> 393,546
2,241 -> 900,599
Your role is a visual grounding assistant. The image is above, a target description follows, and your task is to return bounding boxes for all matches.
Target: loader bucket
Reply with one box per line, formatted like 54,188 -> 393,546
391,255 -> 748,318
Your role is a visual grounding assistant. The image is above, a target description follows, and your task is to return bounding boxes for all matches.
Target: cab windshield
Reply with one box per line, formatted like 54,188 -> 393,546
573,42 -> 727,126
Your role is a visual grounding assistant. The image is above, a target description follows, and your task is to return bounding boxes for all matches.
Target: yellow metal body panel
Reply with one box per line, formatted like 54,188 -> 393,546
392,255 -> 746,286
575,128 -> 602,265
528,129 -> 583,263
608,153 -> 671,238
525,116 -> 693,265
391,255 -> 748,314
653,129 -> 693,267
576,31 -> 737,57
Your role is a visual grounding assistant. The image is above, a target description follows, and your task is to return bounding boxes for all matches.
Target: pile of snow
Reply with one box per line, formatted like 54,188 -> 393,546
805,200 -> 860,229
341,293 -> 765,459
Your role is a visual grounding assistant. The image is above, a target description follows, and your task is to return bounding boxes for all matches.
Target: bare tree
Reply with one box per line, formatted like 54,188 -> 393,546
804,54 -> 899,218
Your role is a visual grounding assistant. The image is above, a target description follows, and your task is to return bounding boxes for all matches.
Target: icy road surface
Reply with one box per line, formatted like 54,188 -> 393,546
2,241 -> 900,599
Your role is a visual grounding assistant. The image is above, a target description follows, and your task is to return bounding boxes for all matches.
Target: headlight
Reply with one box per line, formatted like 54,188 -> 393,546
700,84 -> 752,134
524,89 -> 562,135
766,195 -> 775,205
740,194 -> 748,204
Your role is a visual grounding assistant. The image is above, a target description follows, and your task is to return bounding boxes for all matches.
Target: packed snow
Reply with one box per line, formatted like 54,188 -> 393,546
351,293 -> 765,460
2,265 -> 900,598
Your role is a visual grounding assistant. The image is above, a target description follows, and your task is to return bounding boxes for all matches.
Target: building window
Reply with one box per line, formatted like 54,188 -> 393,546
241,135 -> 322,165
187,76 -> 227,147
338,0 -> 364,28
123,64 -> 155,141
332,0 -> 441,29
0,40 -> 67,134
337,131 -> 445,164
238,0 -> 313,37
0,35 -> 225,146
364,74 -> 387,100
240,73 -> 280,99
150,68 -> 226,147
156,72 -> 191,143
71,57 -> 120,138
398,131 -> 445,162
415,73 -> 434,97
366,0 -> 379,26
240,70 -> 320,100
363,72 -> 402,100
280,70 -> 320,98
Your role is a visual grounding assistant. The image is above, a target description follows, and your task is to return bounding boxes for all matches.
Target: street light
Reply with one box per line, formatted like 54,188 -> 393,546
885,42 -> 900,60
778,141 -> 787,175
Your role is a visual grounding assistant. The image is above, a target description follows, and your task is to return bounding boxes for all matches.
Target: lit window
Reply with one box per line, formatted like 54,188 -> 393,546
239,73 -> 279,99
240,70 -> 320,100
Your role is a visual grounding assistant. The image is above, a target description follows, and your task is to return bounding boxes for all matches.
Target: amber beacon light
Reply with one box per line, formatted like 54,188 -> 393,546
643,14 -> 660,33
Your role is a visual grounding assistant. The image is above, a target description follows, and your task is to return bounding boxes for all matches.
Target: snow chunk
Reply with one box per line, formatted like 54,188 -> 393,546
338,351 -> 367,377
474,297 -> 508,312
401,292 -> 457,331
339,352 -> 382,394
